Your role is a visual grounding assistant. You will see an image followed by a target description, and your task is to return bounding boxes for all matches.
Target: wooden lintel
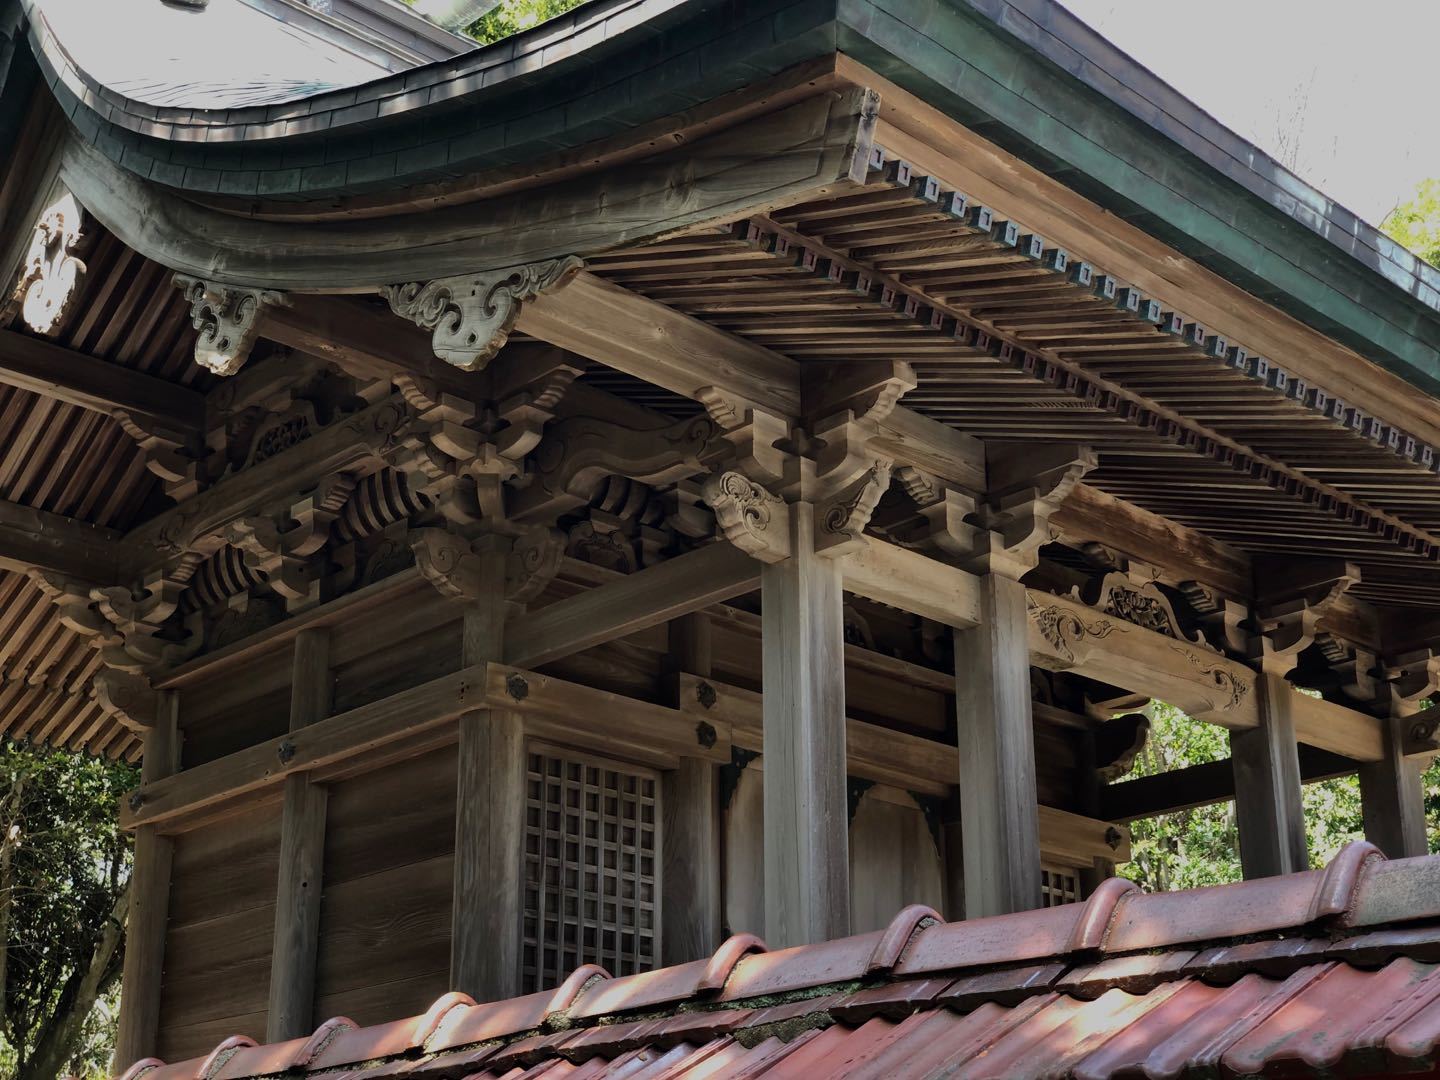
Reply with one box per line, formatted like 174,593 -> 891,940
505,542 -> 761,669
1038,805 -> 1131,865
1289,689 -> 1384,762
841,539 -> 982,629
680,673 -> 950,798
0,327 -> 206,436
1101,746 -> 1357,821
0,498 -> 129,580
124,661 -> 728,831
1025,588 -> 1260,728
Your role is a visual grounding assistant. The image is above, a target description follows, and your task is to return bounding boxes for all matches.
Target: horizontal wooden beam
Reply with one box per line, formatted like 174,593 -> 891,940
1025,588 -> 1260,728
1038,805 -> 1131,865
0,328 -> 205,435
681,673 -> 952,797
1100,746 -> 1359,822
842,539 -> 982,629
506,543 -> 760,669
1290,690 -> 1384,762
0,499 -> 129,580
124,661 -> 729,832
518,274 -> 985,491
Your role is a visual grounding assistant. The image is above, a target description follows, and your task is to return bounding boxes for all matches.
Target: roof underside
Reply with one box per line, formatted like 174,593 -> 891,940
117,844 -> 1440,1080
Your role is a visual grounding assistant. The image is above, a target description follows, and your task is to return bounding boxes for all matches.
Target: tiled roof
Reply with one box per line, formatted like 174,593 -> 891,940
116,842 -> 1440,1080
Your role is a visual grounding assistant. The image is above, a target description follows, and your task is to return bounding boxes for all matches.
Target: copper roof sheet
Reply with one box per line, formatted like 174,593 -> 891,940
113,843 -> 1440,1080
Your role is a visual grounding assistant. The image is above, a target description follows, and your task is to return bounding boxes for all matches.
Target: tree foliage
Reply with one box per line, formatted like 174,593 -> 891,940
464,0 -> 588,45
0,743 -> 134,1080
1116,702 -> 1440,894
1382,179 -> 1440,269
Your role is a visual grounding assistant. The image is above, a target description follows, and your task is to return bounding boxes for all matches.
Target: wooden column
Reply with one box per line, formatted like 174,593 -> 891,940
953,573 -> 1041,918
1360,712 -> 1429,858
114,692 -> 179,1070
761,505 -> 849,948
266,628 -> 332,1041
451,540 -> 524,1001
662,615 -> 721,964
1231,673 -> 1309,877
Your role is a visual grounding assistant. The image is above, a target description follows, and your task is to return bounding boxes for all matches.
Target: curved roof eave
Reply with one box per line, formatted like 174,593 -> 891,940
17,0 -> 1440,398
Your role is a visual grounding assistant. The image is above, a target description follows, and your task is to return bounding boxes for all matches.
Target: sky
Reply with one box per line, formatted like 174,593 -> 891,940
1058,0 -> 1440,227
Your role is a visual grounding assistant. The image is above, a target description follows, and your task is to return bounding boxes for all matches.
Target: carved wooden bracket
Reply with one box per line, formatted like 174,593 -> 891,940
16,190 -> 85,335
515,414 -> 721,522
1252,557 -> 1361,676
696,387 -> 790,484
91,670 -> 158,733
412,526 -> 563,608
815,458 -> 892,558
175,276 -> 289,376
382,256 -> 583,371
1073,569 -> 1206,647
701,471 -> 791,563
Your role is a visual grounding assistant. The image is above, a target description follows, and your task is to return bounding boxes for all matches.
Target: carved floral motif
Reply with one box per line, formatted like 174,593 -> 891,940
701,471 -> 790,563
1167,644 -> 1250,710
1026,595 -> 1118,664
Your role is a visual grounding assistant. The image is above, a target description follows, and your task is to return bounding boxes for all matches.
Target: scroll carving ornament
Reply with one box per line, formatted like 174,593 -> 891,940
1167,644 -> 1250,711
175,276 -> 289,376
1026,594 -> 1118,665
701,471 -> 791,563
817,458 -> 892,557
383,256 -> 583,371
17,192 -> 85,334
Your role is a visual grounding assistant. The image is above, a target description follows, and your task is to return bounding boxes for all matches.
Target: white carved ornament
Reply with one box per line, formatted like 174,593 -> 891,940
383,256 -> 583,371
175,276 -> 288,376
18,192 -> 85,335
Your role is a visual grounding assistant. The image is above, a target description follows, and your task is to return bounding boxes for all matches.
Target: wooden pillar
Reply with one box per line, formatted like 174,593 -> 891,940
761,505 -> 849,948
953,573 -> 1041,918
266,628 -> 331,1041
1360,712 -> 1429,858
451,540 -> 525,1000
114,692 -> 178,1070
1231,673 -> 1308,877
662,615 -> 721,964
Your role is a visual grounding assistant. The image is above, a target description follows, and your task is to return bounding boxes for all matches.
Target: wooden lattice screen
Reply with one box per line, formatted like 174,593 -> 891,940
522,746 -> 660,993
1039,862 -> 1082,907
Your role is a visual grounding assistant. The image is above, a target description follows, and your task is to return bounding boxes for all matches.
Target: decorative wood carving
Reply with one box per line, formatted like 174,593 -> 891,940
1252,557 -> 1361,676
505,526 -> 565,606
91,670 -> 158,734
175,276 -> 289,376
1167,644 -> 1250,710
1095,712 -> 1151,783
816,458 -> 892,558
17,191 -> 85,335
1074,570 -> 1204,646
518,414 -> 720,522
412,527 -> 488,603
701,471 -> 791,563
1026,594 -> 1117,664
382,256 -> 583,371
695,387 -> 790,484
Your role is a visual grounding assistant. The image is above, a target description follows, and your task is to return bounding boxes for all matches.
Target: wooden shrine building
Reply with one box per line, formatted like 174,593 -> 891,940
3,0 -> 1440,1073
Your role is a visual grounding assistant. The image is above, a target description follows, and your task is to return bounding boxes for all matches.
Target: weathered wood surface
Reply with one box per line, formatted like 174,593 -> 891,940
0,327 -> 205,434
842,540 -> 983,630
1025,588 -> 1260,728
761,506 -> 849,947
1231,673 -> 1309,878
266,628 -> 332,1042
955,574 -> 1041,918
1037,805 -> 1130,865
62,87 -> 875,287
1361,713 -> 1430,859
681,675 -> 951,797
506,543 -> 760,669
0,498 -> 130,580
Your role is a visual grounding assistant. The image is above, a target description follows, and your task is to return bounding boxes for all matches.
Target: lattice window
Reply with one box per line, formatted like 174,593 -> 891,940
1039,862 -> 1082,907
522,747 -> 660,993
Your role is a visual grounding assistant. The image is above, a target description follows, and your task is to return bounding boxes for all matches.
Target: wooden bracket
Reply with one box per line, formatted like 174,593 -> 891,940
91,670 -> 158,734
1252,557 -> 1361,676
701,470 -> 792,563
695,386 -> 791,485
175,276 -> 289,376
382,256 -> 583,371
815,458 -> 893,558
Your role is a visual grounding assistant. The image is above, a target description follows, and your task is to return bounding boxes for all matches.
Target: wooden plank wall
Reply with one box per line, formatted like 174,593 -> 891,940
156,804 -> 281,1061
314,746 -> 457,1025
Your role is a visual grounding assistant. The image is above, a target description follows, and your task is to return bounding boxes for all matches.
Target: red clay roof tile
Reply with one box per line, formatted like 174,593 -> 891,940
117,843 -> 1440,1080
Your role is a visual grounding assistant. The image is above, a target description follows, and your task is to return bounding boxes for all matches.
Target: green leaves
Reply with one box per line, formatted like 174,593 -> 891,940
465,0 -> 588,44
1382,179 -> 1440,269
